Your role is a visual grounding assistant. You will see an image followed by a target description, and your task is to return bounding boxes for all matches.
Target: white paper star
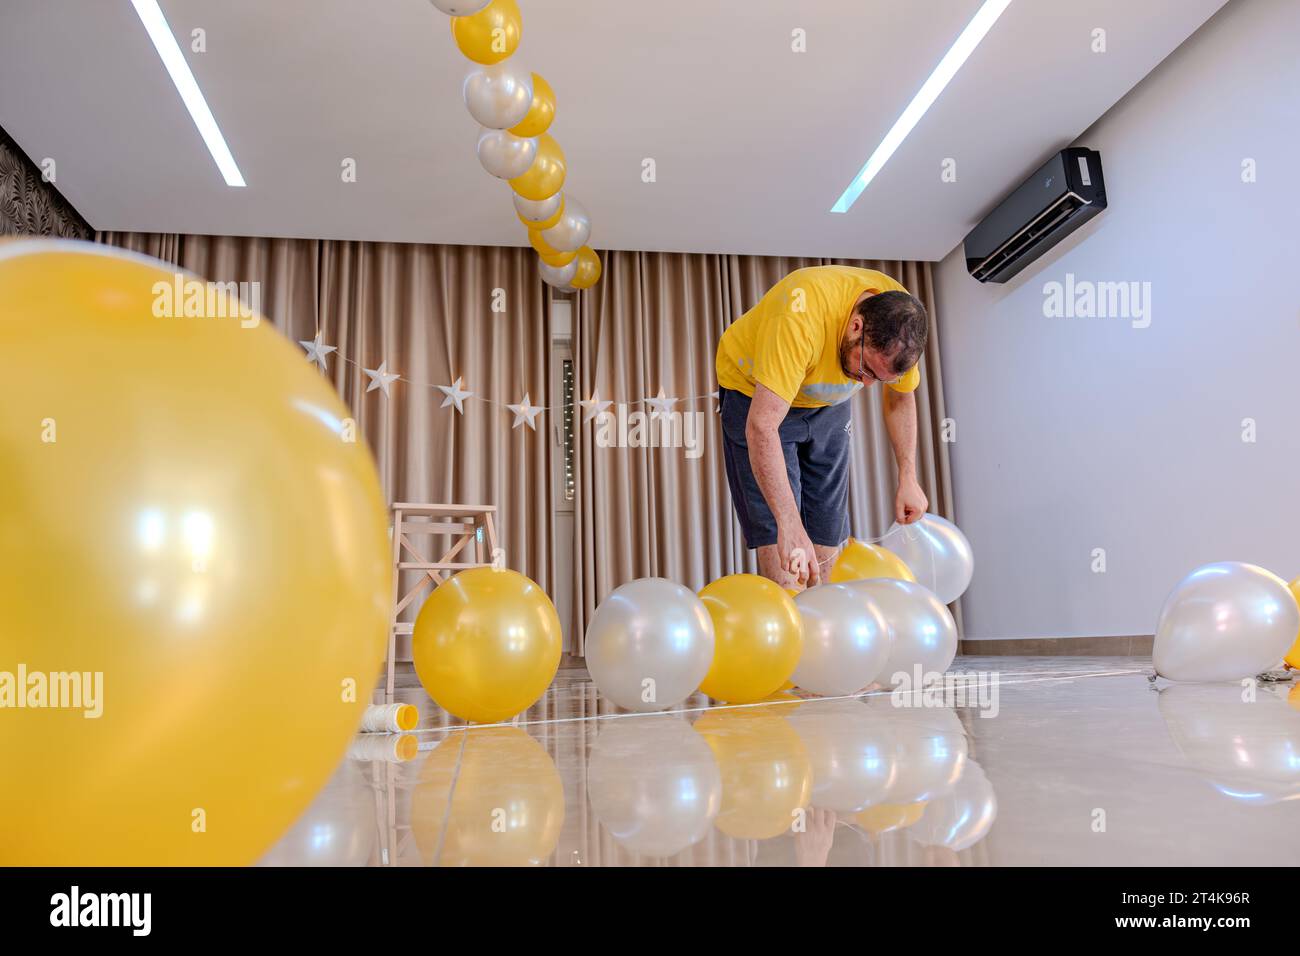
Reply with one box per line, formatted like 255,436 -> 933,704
363,361 -> 400,397
579,389 -> 612,424
437,377 -> 473,414
644,388 -> 679,420
299,331 -> 337,372
506,393 -> 544,431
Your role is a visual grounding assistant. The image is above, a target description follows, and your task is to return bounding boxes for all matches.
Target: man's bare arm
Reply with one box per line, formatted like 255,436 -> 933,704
746,384 -> 820,583
883,388 -> 928,523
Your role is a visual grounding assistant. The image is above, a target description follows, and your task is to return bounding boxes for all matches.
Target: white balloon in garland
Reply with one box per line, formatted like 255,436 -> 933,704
463,63 -> 534,129
539,196 -> 591,252
476,128 -> 537,180
513,191 -> 563,225
429,0 -> 490,15
538,258 -> 578,288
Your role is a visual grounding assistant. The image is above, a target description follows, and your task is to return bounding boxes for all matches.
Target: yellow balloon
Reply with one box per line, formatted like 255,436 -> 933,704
510,73 -> 556,138
855,801 -> 927,835
698,574 -> 803,703
528,228 -> 577,267
517,194 -> 564,231
449,0 -> 521,65
695,710 -> 812,839
412,567 -> 561,723
509,133 -> 566,201
412,727 -> 564,865
1285,577 -> 1300,669
830,538 -> 916,584
0,242 -> 391,865
570,246 -> 602,289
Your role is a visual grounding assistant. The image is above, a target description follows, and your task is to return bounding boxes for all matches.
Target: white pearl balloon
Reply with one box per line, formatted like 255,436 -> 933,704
429,0 -> 490,15
513,191 -> 564,224
539,196 -> 591,253
586,716 -> 721,857
476,128 -> 536,180
585,578 -> 715,712
463,63 -> 533,129
849,578 -> 957,686
880,513 -> 974,605
788,700 -> 897,813
538,258 -> 578,288
792,583 -> 892,696
1153,562 -> 1299,682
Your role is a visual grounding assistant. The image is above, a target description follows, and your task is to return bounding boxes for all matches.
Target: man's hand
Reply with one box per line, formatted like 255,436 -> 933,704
793,808 -> 837,867
895,474 -> 928,525
779,521 -> 821,587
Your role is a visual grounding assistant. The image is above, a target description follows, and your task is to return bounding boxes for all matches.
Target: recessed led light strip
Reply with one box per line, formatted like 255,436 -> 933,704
130,0 -> 246,187
830,0 -> 1012,213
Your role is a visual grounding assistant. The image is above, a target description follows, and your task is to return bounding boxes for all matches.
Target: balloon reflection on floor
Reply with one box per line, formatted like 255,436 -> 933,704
587,716 -> 722,858
412,727 -> 565,866
1159,682 -> 1300,805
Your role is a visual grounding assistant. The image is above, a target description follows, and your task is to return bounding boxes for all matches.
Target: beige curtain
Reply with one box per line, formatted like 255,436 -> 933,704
95,233 -> 555,604
574,253 -> 956,651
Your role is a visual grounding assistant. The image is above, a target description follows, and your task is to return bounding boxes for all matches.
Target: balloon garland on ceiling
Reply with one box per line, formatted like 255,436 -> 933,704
434,0 -> 603,292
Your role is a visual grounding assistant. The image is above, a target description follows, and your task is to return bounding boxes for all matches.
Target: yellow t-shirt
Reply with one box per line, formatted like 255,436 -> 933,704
716,265 -> 920,408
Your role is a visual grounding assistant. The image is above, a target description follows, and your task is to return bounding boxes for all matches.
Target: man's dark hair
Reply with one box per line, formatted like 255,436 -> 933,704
855,291 -> 929,375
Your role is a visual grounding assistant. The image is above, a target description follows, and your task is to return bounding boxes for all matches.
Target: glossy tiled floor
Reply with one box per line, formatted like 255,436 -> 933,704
260,657 -> 1300,866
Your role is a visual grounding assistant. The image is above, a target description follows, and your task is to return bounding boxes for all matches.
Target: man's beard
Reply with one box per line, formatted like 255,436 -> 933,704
839,332 -> 860,378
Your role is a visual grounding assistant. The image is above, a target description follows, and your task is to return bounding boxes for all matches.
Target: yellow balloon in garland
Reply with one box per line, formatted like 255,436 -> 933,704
412,567 -> 562,723
830,538 -> 916,584
695,709 -> 812,839
528,228 -> 577,267
510,73 -> 556,138
1285,577 -> 1300,669
509,133 -> 566,201
0,242 -> 392,865
570,246 -> 602,289
449,0 -> 521,65
698,574 -> 803,703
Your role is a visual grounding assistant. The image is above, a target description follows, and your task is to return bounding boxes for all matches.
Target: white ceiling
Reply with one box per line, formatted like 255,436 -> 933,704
0,0 -> 1227,260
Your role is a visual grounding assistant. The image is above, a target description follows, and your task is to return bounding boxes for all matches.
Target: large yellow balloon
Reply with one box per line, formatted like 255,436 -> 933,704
698,574 -> 803,703
412,567 -> 561,723
509,133 -> 566,201
0,242 -> 391,865
449,0 -> 521,65
412,727 -> 564,865
1286,577 -> 1300,669
830,538 -> 916,584
570,246 -> 602,289
528,228 -> 576,267
695,709 -> 812,839
510,73 -> 556,138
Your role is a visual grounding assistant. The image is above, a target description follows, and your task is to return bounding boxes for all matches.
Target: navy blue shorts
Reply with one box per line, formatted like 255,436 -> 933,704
719,387 -> 851,549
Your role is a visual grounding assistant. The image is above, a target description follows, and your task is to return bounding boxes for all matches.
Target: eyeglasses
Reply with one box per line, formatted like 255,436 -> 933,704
859,336 -> 901,386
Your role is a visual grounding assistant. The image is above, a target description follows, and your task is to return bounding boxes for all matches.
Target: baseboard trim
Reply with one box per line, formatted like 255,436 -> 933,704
959,635 -> 1153,656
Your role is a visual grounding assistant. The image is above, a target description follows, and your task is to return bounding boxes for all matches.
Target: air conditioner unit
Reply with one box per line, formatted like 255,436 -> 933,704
963,147 -> 1107,283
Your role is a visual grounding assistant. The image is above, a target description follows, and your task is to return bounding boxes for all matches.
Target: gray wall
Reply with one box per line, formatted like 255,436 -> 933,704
935,0 -> 1299,640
